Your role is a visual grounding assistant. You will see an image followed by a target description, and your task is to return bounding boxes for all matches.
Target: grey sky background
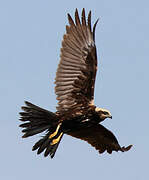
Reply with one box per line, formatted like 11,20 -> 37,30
0,0 -> 149,179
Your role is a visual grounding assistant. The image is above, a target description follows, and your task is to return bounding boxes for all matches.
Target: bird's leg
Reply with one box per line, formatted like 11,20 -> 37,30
51,132 -> 63,145
49,123 -> 62,139
49,123 -> 63,146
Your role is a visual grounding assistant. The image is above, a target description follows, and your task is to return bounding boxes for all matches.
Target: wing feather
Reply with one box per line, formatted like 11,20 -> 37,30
65,29 -> 85,53
75,9 -> 86,41
55,9 -> 98,112
81,8 -> 86,26
87,11 -> 92,32
60,60 -> 86,69
67,124 -> 132,154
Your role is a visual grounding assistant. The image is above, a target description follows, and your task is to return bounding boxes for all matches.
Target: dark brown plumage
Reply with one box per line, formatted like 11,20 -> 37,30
19,9 -> 132,158
55,9 -> 98,113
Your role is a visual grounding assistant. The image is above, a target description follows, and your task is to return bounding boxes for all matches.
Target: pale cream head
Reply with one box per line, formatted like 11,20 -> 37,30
95,107 -> 112,120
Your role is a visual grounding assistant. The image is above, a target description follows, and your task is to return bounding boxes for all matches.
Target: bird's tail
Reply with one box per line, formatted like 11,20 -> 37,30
19,101 -> 63,158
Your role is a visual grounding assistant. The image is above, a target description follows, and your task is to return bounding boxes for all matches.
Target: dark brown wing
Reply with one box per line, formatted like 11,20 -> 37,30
55,9 -> 99,113
67,124 -> 132,154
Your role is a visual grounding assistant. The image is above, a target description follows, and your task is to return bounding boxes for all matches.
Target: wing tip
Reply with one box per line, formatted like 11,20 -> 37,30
67,13 -> 75,26
93,18 -> 99,41
121,144 -> 133,152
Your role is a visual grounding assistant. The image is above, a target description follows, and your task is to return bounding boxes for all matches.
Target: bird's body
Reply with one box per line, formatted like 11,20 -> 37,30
19,9 -> 132,158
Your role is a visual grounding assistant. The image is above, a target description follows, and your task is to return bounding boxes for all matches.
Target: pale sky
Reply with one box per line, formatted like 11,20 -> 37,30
0,0 -> 149,180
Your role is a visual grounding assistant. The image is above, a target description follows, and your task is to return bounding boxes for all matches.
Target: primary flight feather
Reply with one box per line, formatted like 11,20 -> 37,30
19,8 -> 132,158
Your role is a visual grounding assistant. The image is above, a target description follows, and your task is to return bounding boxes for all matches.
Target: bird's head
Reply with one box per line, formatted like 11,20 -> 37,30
95,107 -> 112,121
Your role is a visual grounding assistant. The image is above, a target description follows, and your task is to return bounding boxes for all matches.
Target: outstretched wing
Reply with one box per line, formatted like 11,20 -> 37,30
67,124 -> 132,154
55,9 -> 99,113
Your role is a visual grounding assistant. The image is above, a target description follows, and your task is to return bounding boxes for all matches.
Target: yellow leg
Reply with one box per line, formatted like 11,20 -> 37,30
51,133 -> 63,145
49,123 -> 61,139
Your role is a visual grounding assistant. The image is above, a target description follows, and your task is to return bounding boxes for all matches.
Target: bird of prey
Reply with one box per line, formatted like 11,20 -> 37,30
19,8 -> 132,158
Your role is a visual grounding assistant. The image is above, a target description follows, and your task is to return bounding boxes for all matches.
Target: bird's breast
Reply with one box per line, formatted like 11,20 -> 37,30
60,112 -> 99,133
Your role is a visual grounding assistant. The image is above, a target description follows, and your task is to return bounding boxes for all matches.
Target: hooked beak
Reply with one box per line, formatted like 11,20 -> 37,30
109,115 -> 112,119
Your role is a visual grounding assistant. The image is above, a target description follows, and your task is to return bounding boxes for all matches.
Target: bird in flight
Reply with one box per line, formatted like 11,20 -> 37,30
19,8 -> 132,158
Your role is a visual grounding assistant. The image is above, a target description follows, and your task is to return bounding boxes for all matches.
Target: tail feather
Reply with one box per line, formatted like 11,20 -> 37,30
19,101 -> 56,137
22,125 -> 50,138
19,101 -> 63,158
44,133 -> 63,158
32,131 -> 63,158
37,136 -> 51,155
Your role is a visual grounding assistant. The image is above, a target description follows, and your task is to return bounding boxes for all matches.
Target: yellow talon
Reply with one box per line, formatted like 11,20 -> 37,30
51,133 -> 63,145
49,123 -> 61,139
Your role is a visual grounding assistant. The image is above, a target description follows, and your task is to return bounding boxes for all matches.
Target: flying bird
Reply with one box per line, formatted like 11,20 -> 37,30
19,9 -> 132,158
